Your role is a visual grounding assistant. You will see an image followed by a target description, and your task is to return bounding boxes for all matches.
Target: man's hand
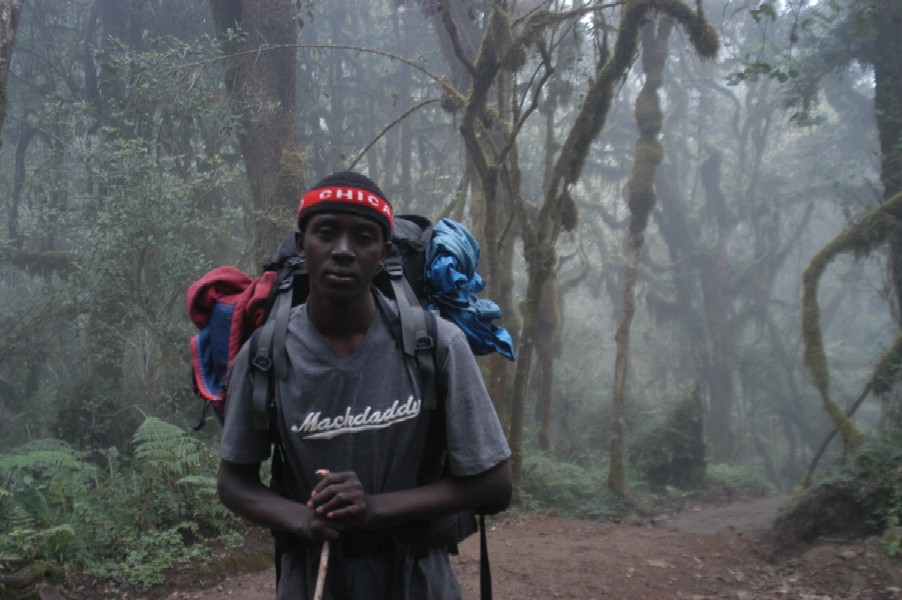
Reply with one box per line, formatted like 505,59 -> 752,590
299,508 -> 345,542
217,461 -> 343,542
307,471 -> 374,529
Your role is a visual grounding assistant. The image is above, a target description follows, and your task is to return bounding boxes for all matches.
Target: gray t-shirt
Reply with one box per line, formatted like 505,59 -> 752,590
220,296 -> 510,600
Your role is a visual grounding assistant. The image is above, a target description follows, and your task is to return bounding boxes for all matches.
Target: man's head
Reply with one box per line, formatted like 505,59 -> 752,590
295,172 -> 393,306
297,171 -> 393,240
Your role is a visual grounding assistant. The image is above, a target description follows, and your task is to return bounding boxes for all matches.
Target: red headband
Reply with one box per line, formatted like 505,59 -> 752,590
298,186 -> 394,227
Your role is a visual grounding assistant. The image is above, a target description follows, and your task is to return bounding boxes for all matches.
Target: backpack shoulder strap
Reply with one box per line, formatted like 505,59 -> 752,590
480,513 -> 492,600
398,298 -> 494,600
250,260 -> 302,431
381,257 -> 437,412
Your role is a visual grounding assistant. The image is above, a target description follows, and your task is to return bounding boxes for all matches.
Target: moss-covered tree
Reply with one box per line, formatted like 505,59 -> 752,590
608,16 -> 672,499
210,0 -> 305,263
795,1 -> 902,456
512,0 -> 716,498
433,0 -> 718,493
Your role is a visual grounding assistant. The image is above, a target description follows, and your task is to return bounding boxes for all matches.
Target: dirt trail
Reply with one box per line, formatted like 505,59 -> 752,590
661,494 -> 786,535
154,495 -> 902,600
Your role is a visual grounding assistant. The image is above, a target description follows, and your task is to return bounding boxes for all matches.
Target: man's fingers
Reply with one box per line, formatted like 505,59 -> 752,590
311,477 -> 363,504
311,488 -> 358,513
309,517 -> 344,541
321,503 -> 366,520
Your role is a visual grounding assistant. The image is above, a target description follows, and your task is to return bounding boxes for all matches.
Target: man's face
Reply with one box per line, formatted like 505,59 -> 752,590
297,212 -> 390,304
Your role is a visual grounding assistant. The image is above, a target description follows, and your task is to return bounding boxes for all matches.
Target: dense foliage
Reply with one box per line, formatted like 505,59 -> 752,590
629,386 -> 706,491
0,417 -> 241,589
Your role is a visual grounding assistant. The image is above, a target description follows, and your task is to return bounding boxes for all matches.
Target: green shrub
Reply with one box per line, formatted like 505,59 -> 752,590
520,452 -> 629,520
774,428 -> 902,551
0,417 -> 241,590
0,440 -> 97,564
705,463 -> 775,498
629,387 -> 706,491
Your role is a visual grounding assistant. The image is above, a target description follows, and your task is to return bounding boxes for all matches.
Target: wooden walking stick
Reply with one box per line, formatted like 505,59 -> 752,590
312,469 -> 330,600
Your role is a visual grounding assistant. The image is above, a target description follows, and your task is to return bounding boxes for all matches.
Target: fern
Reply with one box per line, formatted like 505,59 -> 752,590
0,440 -> 97,482
132,417 -> 202,479
0,440 -> 97,518
0,499 -> 34,530
176,474 -> 217,491
0,502 -> 37,562
0,418 -> 242,585
37,524 -> 77,562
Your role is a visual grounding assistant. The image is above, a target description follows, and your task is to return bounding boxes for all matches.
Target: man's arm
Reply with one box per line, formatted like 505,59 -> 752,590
309,459 -> 512,529
217,460 -> 343,541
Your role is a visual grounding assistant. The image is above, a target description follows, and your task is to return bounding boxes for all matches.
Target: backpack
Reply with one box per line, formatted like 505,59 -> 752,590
187,215 -> 512,599
187,215 -> 514,423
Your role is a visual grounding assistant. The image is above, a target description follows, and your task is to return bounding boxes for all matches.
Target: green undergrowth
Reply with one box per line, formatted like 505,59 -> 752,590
520,452 -> 631,520
0,417 -> 247,592
774,428 -> 902,555
705,463 -> 776,498
628,387 -> 706,492
519,451 -> 775,521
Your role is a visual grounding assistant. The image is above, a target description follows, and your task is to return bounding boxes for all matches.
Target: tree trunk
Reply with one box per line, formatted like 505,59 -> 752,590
534,276 -> 561,453
607,18 -> 671,498
800,194 -> 902,452
508,270 -> 543,490
874,3 -> 902,320
0,0 -> 23,147
697,150 -> 734,463
210,0 -> 305,263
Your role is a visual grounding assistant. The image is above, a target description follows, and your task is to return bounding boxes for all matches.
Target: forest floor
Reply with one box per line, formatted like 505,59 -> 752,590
63,494 -> 902,600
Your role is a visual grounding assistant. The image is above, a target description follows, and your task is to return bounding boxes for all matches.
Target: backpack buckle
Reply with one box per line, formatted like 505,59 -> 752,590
284,256 -> 303,269
415,333 -> 434,352
385,262 -> 404,280
252,356 -> 273,372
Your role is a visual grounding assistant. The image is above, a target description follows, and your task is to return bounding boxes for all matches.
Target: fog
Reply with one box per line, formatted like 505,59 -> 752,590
0,0 -> 898,504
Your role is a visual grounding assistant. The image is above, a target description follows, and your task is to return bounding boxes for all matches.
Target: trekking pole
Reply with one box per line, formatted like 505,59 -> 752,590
312,469 -> 330,600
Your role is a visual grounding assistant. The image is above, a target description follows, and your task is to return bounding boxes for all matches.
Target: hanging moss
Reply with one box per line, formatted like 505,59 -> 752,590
480,106 -> 499,128
501,40 -> 527,72
553,0 -> 718,191
627,133 -> 664,230
634,88 -> 664,135
560,188 -> 579,232
657,0 -> 719,59
438,76 -> 465,114
553,0 -> 651,188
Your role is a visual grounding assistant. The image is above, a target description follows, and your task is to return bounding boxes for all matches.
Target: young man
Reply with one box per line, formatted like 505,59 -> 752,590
217,171 -> 512,600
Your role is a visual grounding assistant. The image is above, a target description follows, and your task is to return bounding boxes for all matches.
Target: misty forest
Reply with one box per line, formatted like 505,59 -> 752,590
1,0 -> 901,597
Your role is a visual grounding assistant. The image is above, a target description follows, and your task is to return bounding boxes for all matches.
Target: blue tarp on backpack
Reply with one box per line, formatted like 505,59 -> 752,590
424,218 -> 515,361
190,301 -> 234,405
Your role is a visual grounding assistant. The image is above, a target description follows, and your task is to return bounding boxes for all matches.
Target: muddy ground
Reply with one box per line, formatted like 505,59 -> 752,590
134,494 -> 902,600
